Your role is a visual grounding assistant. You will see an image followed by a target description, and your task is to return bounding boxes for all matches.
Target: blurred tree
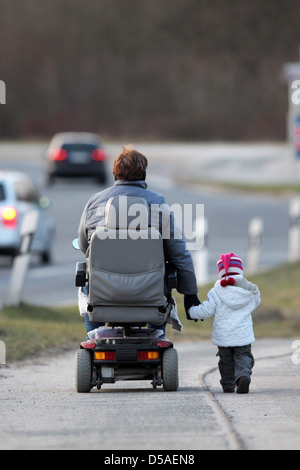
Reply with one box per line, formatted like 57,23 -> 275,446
0,0 -> 299,140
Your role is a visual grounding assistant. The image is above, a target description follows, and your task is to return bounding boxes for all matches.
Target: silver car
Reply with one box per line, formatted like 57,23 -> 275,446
0,171 -> 55,263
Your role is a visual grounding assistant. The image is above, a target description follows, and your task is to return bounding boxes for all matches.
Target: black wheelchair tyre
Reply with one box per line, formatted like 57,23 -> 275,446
162,348 -> 179,392
75,349 -> 92,393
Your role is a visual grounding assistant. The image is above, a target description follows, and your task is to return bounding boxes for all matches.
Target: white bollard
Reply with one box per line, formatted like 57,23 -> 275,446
0,340 -> 6,365
247,217 -> 263,274
192,218 -> 208,286
0,80 -> 6,105
288,198 -> 300,262
6,211 -> 39,306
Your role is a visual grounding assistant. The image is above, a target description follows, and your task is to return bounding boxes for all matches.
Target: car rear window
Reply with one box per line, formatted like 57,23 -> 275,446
0,183 -> 6,201
62,143 -> 98,152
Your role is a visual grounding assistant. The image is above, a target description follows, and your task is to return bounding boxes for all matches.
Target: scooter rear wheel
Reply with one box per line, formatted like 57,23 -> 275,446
75,349 -> 92,393
162,348 -> 179,392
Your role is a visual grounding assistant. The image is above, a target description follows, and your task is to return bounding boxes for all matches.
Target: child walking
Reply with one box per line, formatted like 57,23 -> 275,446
189,253 -> 261,394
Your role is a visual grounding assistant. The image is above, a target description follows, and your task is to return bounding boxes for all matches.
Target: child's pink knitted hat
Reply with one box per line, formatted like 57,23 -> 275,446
217,253 -> 244,287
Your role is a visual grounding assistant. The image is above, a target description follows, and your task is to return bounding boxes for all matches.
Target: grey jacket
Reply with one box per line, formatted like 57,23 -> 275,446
78,180 -> 198,296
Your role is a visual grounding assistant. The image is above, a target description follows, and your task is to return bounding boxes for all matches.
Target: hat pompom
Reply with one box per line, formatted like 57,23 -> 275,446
220,276 -> 236,288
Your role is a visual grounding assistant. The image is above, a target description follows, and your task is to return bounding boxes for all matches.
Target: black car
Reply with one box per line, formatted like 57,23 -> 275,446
45,132 -> 109,185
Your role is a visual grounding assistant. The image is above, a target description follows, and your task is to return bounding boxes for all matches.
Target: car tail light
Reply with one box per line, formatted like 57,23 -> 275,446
92,149 -> 109,161
94,351 -> 116,361
1,206 -> 18,229
137,351 -> 159,361
49,148 -> 68,161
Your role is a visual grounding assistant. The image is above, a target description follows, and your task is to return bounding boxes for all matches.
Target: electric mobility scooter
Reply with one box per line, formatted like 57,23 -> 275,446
74,196 -> 179,393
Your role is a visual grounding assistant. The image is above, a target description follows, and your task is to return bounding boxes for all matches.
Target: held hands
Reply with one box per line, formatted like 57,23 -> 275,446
184,294 -> 201,322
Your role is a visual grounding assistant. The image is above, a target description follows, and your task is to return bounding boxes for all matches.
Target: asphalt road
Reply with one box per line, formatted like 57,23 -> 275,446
0,339 -> 298,450
0,142 -> 292,306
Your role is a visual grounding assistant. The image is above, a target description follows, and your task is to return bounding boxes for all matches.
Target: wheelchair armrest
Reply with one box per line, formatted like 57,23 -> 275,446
165,261 -> 177,289
75,261 -> 87,287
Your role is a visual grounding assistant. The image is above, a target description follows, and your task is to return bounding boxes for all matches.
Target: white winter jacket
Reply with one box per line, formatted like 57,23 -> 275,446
189,275 -> 261,347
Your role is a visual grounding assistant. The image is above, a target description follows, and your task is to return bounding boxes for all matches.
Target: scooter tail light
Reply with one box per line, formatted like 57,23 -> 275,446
1,206 -> 18,229
94,351 -> 116,361
137,351 -> 159,360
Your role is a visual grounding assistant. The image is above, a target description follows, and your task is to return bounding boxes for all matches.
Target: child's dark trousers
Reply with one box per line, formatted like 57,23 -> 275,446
217,345 -> 255,390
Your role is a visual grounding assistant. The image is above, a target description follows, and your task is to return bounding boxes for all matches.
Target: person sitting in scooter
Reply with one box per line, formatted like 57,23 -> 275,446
77,145 -> 200,336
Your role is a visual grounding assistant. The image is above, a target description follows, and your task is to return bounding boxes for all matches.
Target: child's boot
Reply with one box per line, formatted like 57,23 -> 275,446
223,386 -> 235,393
236,376 -> 250,394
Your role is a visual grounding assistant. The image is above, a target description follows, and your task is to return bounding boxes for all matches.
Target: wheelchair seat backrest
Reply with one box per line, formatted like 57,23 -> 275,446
87,196 -> 167,325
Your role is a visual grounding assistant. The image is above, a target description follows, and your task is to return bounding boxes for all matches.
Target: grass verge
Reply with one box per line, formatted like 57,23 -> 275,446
182,178 -> 300,197
1,262 -> 300,362
0,304 -> 84,362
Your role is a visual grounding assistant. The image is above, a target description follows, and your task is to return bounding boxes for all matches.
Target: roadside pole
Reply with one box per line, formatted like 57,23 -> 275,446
281,49 -> 300,181
6,211 -> 39,306
288,197 -> 300,262
192,217 -> 209,286
247,217 -> 263,274
0,340 -> 6,364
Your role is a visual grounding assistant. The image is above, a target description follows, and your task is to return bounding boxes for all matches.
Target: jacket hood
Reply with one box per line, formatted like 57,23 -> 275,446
214,275 -> 258,310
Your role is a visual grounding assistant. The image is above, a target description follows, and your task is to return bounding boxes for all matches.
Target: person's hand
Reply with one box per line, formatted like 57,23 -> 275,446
184,294 -> 201,321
